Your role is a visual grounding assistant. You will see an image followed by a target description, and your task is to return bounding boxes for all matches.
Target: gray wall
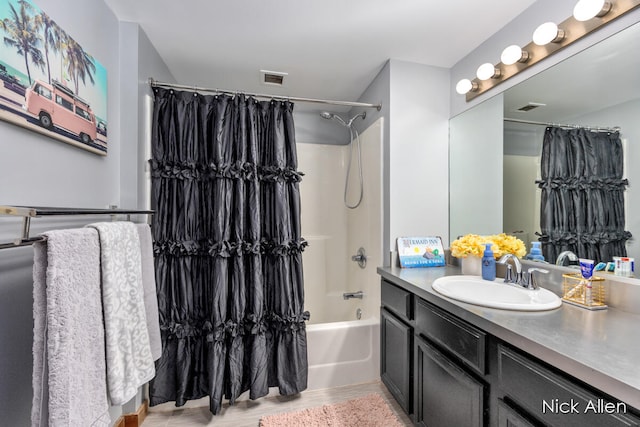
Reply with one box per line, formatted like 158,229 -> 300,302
293,110 -> 350,145
354,60 -> 450,266
0,0 -> 121,424
449,94 -> 504,242
355,61 -> 391,264
120,22 -> 177,211
0,1 -> 174,424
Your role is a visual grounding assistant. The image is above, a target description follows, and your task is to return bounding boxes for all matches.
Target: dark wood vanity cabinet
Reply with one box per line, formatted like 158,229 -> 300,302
497,344 -> 640,427
380,277 -> 640,427
413,296 -> 488,426
380,280 -> 414,416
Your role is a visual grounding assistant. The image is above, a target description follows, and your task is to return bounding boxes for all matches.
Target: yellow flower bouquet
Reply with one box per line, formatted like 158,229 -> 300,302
450,233 -> 526,259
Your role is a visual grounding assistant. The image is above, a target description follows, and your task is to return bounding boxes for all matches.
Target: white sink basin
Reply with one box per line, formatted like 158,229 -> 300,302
432,275 -> 562,311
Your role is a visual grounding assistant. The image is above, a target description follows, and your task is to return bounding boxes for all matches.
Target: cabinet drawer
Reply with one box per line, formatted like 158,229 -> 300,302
414,298 -> 486,374
498,344 -> 640,427
381,279 -> 413,321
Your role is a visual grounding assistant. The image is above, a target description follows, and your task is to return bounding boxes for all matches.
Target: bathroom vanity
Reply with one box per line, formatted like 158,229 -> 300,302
378,266 -> 640,426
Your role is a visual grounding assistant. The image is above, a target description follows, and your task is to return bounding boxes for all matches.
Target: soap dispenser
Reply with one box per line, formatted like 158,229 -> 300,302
527,241 -> 545,262
482,243 -> 496,281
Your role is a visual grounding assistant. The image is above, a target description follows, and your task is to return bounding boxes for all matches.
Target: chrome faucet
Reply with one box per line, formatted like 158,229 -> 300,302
498,253 -> 522,284
498,254 -> 548,290
520,267 -> 549,290
343,290 -> 363,300
556,250 -> 579,267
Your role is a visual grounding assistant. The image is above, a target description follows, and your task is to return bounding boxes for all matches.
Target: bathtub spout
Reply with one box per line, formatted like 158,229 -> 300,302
343,290 -> 364,300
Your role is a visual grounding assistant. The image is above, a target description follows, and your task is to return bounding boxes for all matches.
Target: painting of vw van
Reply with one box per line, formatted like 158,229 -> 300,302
0,0 -> 108,155
25,79 -> 97,145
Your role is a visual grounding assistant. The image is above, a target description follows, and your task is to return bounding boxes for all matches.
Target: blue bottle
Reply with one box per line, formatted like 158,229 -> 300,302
482,243 -> 496,281
527,241 -> 545,262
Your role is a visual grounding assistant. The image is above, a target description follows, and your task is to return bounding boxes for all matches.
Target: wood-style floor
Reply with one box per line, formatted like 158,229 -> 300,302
141,380 -> 412,426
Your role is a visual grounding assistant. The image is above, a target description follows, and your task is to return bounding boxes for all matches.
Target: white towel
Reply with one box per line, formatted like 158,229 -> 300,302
136,223 -> 162,361
88,222 -> 156,405
32,228 -> 110,427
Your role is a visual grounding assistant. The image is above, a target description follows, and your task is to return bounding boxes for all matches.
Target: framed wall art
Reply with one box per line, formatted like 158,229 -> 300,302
0,0 -> 108,155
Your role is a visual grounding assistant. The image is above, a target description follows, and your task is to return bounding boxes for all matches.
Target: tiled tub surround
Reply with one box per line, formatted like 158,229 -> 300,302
378,263 -> 640,425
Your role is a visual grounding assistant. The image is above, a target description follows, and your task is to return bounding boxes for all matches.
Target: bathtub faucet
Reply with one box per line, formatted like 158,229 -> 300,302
343,290 -> 364,300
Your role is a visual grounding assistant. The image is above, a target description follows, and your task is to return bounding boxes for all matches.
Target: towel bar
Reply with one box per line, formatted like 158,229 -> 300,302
0,205 -> 154,250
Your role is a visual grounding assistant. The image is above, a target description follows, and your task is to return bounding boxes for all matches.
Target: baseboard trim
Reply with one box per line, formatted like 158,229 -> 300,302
115,400 -> 149,427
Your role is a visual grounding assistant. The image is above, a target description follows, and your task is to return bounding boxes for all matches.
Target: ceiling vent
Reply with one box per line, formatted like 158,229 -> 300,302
260,70 -> 288,86
517,102 -> 546,112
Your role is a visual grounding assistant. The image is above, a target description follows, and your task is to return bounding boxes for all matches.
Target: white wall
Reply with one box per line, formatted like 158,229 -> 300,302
503,154 -> 540,245
299,118 -> 383,324
298,143 -> 349,324
346,118 -> 383,320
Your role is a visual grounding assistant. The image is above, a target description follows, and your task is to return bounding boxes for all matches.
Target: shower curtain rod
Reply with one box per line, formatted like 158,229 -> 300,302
149,78 -> 382,111
504,117 -> 620,133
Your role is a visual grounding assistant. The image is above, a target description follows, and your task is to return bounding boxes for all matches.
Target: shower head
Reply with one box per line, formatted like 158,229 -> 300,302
320,111 -> 366,128
320,111 -> 347,127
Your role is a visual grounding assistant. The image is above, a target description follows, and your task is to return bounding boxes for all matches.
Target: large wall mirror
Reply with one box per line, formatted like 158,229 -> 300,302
450,21 -> 640,264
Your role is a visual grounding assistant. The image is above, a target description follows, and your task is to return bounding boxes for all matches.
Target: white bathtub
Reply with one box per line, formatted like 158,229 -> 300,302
306,317 -> 380,390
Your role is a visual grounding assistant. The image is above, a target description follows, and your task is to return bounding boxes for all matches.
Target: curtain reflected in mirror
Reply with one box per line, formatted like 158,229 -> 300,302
536,126 -> 632,263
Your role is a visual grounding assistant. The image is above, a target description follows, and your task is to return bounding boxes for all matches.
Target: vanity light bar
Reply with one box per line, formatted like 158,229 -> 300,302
457,0 -> 640,101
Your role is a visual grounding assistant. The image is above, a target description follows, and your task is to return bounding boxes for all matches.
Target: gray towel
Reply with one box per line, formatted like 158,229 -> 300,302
88,222 -> 155,405
32,228 -> 110,427
136,223 -> 162,361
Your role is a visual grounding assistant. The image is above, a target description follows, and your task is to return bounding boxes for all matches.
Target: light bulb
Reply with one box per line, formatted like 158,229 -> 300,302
476,63 -> 500,81
533,22 -> 565,45
501,45 -> 529,65
573,0 -> 612,21
456,79 -> 476,95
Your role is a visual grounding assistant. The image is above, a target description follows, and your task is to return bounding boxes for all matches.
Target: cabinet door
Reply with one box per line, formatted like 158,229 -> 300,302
415,335 -> 485,427
381,308 -> 412,415
497,399 -> 537,427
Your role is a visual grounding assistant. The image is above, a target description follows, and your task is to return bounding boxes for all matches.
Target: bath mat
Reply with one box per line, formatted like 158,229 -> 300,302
258,393 -> 403,427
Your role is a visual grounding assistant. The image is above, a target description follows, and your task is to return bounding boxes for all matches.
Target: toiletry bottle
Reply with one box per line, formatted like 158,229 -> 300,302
527,241 -> 545,262
482,243 -> 496,281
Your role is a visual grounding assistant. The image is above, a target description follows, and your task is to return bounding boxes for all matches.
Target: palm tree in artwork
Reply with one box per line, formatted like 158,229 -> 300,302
34,11 -> 63,85
0,0 -> 45,86
63,37 -> 96,96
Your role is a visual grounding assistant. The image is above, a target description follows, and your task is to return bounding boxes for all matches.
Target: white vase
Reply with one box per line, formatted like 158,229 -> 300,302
461,256 -> 483,276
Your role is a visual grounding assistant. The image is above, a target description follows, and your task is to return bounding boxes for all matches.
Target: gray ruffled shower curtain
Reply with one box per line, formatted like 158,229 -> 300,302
537,126 -> 631,263
148,87 -> 309,414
